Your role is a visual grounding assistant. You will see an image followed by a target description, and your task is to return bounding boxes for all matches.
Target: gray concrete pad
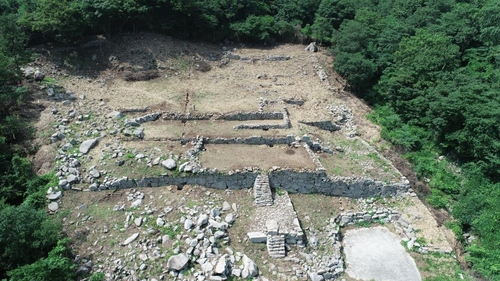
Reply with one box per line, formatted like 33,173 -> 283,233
343,226 -> 421,281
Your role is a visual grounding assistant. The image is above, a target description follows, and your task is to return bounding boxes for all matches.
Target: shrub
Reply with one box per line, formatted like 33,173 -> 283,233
0,205 -> 61,274
7,238 -> 75,281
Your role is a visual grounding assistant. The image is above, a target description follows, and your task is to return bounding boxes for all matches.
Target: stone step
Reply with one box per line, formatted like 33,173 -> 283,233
267,234 -> 286,258
254,173 -> 273,206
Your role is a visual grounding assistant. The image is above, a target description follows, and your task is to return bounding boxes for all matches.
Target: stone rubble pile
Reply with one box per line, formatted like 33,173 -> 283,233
327,104 -> 357,137
92,193 -> 261,281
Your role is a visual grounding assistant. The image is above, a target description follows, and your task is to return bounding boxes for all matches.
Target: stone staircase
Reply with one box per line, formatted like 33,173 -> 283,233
254,173 -> 273,206
267,234 -> 286,258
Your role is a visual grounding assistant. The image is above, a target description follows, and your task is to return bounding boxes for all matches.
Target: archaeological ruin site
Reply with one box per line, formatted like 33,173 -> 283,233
32,33 -> 457,281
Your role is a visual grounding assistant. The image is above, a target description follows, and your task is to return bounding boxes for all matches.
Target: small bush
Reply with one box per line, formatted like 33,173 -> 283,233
89,272 -> 105,281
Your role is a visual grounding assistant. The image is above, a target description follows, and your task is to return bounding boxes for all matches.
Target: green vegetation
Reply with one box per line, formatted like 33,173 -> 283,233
331,1 -> 500,277
89,272 -> 105,281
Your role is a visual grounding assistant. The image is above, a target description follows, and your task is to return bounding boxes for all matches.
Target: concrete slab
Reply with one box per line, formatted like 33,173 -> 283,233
343,226 -> 421,281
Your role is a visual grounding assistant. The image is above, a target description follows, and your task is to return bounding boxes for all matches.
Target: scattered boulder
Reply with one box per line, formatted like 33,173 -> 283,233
46,191 -> 62,200
215,255 -> 229,275
161,159 -> 177,170
107,111 -> 123,119
305,42 -> 318,52
134,217 -> 143,227
156,217 -> 165,227
122,233 -> 139,245
167,253 -> 189,271
34,70 -> 45,81
80,138 -> 98,154
48,202 -> 59,212
241,255 -> 258,278
184,219 -> 193,230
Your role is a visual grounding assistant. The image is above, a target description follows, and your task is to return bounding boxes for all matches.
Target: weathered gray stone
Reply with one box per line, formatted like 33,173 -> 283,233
122,233 -> 139,245
224,213 -> 234,224
79,138 -> 98,154
247,232 -> 267,243
215,256 -> 228,274
156,217 -> 165,227
162,159 -> 177,170
107,111 -> 123,119
197,214 -> 208,227
305,42 -> 318,52
131,199 -> 142,208
184,218 -> 193,230
46,191 -> 62,200
222,201 -> 231,211
241,255 -> 258,278
89,169 -> 100,178
67,174 -> 78,184
48,202 -> 59,212
308,272 -> 325,281
167,253 -> 189,271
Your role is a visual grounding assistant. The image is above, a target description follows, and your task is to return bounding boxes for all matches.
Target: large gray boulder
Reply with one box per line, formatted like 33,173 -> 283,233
80,138 -> 98,154
241,255 -> 258,278
161,159 -> 177,170
305,42 -> 318,52
167,253 -> 189,271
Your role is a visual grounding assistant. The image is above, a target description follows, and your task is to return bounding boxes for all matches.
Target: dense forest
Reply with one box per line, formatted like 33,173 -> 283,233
0,0 -> 499,280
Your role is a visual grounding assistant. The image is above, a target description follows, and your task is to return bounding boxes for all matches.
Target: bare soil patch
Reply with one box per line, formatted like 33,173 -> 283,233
199,144 -> 317,171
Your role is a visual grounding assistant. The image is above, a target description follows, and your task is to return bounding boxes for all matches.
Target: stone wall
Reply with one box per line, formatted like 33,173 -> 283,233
161,111 -> 284,121
221,111 -> 284,121
206,135 -> 295,145
268,170 -> 409,198
98,169 -> 409,199
99,171 -> 258,191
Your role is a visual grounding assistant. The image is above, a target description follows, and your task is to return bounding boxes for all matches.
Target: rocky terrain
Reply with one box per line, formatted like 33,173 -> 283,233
25,33 -> 460,280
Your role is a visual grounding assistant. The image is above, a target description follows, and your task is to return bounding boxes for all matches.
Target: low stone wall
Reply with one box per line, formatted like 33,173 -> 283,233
98,171 -> 258,191
96,169 -> 408,199
162,112 -> 214,120
234,123 -> 289,130
222,111 -> 284,121
161,111 -> 284,121
206,135 -> 295,145
269,170 -> 409,198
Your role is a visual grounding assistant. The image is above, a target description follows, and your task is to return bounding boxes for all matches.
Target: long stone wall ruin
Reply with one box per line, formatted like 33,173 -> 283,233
269,170 -> 408,197
93,170 -> 409,198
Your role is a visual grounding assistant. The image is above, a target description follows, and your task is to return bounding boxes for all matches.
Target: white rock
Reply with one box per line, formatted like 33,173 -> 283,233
162,159 -> 177,170
46,191 -> 62,200
167,253 -> 189,271
131,199 -> 142,208
122,233 -> 139,245
222,201 -> 231,211
157,217 -> 165,227
242,255 -> 258,278
184,218 -> 193,230
247,232 -> 267,243
224,213 -> 234,224
215,256 -> 228,274
48,202 -> 59,212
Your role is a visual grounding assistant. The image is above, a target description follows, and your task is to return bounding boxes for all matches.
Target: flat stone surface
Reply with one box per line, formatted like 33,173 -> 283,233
79,138 -> 98,154
343,226 -> 421,281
